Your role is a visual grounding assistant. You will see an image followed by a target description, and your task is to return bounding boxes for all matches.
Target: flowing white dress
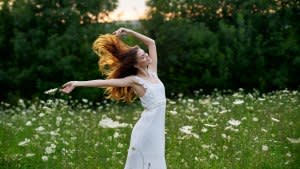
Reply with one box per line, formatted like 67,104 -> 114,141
124,71 -> 167,169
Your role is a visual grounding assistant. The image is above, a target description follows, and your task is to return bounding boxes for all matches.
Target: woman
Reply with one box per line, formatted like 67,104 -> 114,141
60,28 -> 167,169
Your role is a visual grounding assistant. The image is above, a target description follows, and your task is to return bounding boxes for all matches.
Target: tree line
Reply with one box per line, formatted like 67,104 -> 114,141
0,0 -> 299,103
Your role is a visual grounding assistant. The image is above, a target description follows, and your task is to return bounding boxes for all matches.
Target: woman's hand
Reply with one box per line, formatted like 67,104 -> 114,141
60,81 -> 78,94
113,27 -> 132,37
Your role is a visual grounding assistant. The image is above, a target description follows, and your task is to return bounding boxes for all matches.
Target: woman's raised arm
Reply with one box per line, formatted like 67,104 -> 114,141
113,28 -> 158,72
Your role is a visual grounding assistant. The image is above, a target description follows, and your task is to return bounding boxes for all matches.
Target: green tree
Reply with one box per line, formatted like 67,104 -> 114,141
144,0 -> 300,94
0,0 -> 118,102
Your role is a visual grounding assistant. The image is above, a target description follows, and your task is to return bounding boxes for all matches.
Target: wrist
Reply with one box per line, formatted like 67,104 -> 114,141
73,81 -> 80,87
127,29 -> 134,35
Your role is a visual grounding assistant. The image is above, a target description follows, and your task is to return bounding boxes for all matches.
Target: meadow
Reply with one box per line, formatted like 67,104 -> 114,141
0,89 -> 299,169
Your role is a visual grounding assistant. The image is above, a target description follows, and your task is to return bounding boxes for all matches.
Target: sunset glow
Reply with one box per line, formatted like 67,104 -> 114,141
109,0 -> 148,21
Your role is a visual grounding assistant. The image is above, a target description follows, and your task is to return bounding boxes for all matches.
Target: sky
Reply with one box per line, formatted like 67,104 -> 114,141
109,0 -> 148,21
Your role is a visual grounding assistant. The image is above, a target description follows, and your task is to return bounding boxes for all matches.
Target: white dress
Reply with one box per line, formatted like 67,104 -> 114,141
124,71 -> 167,169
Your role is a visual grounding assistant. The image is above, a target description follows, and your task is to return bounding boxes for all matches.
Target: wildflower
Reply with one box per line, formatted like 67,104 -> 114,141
188,99 -> 194,103
212,101 -> 220,105
262,145 -> 269,151
228,119 -> 241,126
261,128 -> 268,133
169,110 -> 177,115
221,133 -> 227,139
25,121 -> 32,126
18,99 -> 26,107
168,100 -> 176,105
186,115 -> 194,120
204,124 -> 218,128
201,127 -> 208,133
271,117 -> 280,122
82,98 -> 88,103
233,99 -> 244,105
192,133 -> 200,139
44,88 -> 58,95
117,143 -> 123,148
56,116 -> 62,126
223,145 -> 228,150
113,132 -> 120,138
224,126 -> 239,132
50,131 -> 59,136
219,110 -> 227,114
18,138 -> 30,146
199,99 -> 210,105
240,117 -> 247,121
98,117 -> 129,128
42,106 -> 51,111
209,153 -> 219,160
179,125 -> 199,138
45,145 -> 55,154
287,137 -> 300,144
252,117 -> 259,122
25,153 -> 35,157
201,144 -> 210,149
179,126 -> 193,135
42,156 -> 48,161
35,126 -> 45,132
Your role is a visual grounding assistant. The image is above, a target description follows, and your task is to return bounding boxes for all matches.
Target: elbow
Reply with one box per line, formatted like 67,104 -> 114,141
147,39 -> 155,46
150,39 -> 155,44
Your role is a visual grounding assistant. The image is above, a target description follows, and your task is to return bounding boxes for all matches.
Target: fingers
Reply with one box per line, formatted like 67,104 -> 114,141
60,86 -> 72,94
59,81 -> 74,94
113,28 -> 127,36
61,81 -> 70,88
59,86 -> 68,93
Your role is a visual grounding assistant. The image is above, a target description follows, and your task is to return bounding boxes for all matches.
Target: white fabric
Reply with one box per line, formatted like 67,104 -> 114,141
124,70 -> 167,169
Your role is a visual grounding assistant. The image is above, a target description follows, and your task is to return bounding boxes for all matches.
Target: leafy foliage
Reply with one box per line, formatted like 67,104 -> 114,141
144,0 -> 300,95
0,0 -> 118,102
0,0 -> 299,102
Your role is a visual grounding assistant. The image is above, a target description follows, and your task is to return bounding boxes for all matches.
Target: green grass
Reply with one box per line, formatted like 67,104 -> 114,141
0,89 -> 300,169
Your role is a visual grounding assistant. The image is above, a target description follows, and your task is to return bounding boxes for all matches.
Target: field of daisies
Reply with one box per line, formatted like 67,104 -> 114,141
0,89 -> 299,169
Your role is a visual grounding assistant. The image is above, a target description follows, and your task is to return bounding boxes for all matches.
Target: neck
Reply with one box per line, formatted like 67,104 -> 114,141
137,66 -> 149,77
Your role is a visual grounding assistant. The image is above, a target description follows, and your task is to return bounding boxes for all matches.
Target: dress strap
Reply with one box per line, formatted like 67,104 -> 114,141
134,76 -> 148,90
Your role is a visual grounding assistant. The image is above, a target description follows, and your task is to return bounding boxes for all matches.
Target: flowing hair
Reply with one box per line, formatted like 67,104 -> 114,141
92,34 -> 139,102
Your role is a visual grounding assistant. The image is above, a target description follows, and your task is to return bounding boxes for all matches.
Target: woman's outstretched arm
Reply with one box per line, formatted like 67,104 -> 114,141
114,28 -> 158,72
60,76 -> 135,94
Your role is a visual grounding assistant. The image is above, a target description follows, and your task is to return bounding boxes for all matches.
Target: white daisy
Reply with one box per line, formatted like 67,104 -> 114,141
271,117 -> 280,122
287,137 -> 300,144
233,99 -> 244,105
228,119 -> 241,126
98,117 -> 129,128
262,145 -> 269,151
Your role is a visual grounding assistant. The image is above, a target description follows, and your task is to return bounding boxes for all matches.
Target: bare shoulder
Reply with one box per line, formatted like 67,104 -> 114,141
126,75 -> 140,84
122,75 -> 140,86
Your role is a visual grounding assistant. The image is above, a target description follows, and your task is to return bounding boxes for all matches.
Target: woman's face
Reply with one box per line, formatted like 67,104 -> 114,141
135,48 -> 152,68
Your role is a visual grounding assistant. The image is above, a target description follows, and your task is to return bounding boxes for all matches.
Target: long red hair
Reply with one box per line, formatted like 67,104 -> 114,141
92,34 -> 138,102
